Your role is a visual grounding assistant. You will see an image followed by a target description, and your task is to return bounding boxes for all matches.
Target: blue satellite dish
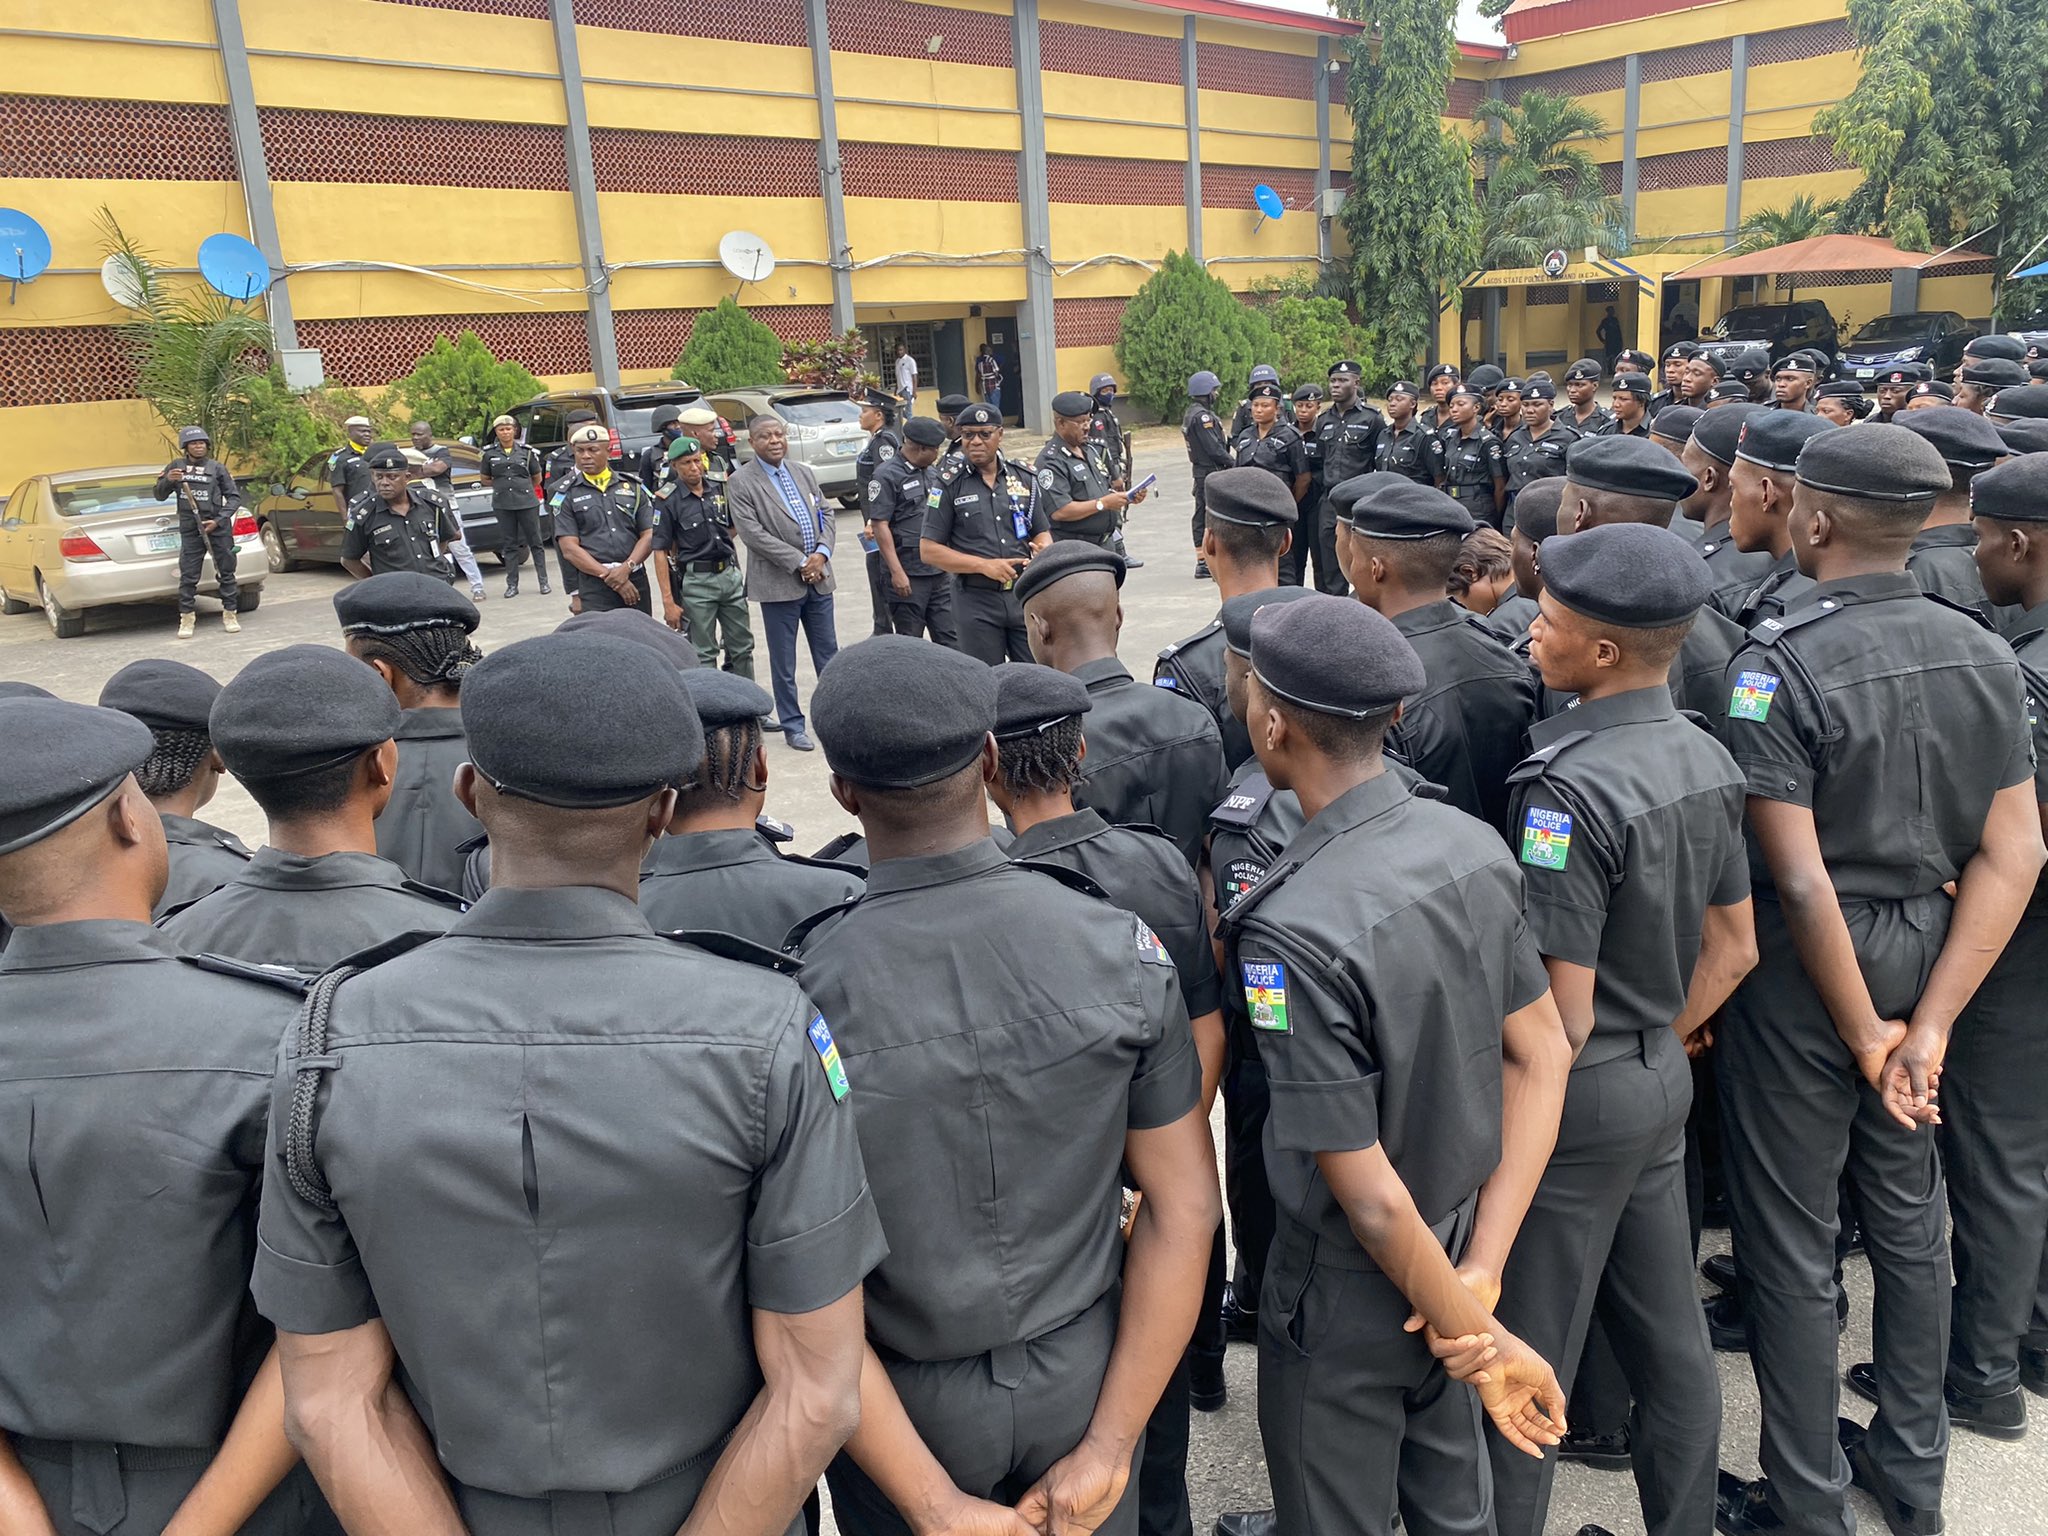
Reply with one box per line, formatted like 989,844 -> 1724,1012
1253,184 -> 1287,221
0,208 -> 53,286
197,232 -> 270,301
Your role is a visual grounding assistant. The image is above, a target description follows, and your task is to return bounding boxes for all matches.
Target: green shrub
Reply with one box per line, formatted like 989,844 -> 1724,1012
675,298 -> 786,390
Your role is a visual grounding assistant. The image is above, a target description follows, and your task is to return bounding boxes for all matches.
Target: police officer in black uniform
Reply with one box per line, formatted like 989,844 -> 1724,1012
1087,372 -> 1133,490
327,414 -> 376,518
1374,380 -> 1437,483
1649,402 -> 1702,463
96,657 -> 254,918
334,572 -> 485,894
794,635 -> 1216,1536
1608,373 -> 1654,437
1650,342 -> 1698,418
1312,360 -> 1381,590
551,421 -> 656,614
1564,358 -> 1617,436
254,630 -> 886,1535
1712,426 -> 2046,1536
1420,362 -> 1460,431
1957,357 -> 2029,415
918,402 -> 1049,665
1229,364 -> 1281,439
1183,371 -> 1236,575
0,698 -> 339,1536
1039,391 -> 1131,546
1285,384 -> 1326,589
1214,594 -> 1570,1536
340,443 -> 463,582
652,435 -> 757,674
1896,407 -> 2015,624
1432,384 -> 1509,529
155,424 -> 243,639
1503,380 -> 1582,524
1719,411 -> 1836,627
1016,541 -> 1228,864
1232,381 -> 1310,514
481,413 -> 549,598
543,407 -> 600,598
637,403 -> 689,489
1492,523 -> 1752,1536
1680,404 -> 1775,606
1155,469 -> 1298,771
639,668 -> 864,943
158,646 -> 462,972
1871,365 -> 1926,425
866,417 -> 957,645
854,387 -> 905,638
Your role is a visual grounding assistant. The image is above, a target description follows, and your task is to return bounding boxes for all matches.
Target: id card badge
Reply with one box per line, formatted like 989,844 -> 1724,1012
1011,497 -> 1033,540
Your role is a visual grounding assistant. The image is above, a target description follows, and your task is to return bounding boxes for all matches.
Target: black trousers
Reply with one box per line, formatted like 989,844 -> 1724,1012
1190,473 -> 1209,549
1281,489 -> 1344,594
177,516 -> 238,613
495,503 -> 547,573
953,583 -> 1031,665
1136,1223 -> 1226,1536
16,1439 -> 336,1536
1224,1013 -> 1276,1302
573,569 -> 653,614
888,572 -> 959,647
864,547 -> 893,637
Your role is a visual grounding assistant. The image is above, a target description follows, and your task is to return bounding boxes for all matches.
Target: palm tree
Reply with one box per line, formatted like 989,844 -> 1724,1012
1736,194 -> 1838,254
1471,89 -> 1629,269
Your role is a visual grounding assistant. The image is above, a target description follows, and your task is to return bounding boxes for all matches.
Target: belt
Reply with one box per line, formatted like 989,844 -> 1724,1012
14,1436 -> 217,1536
1576,1027 -> 1661,1069
682,557 -> 733,574
959,573 -> 1013,593
1274,1193 -> 1475,1276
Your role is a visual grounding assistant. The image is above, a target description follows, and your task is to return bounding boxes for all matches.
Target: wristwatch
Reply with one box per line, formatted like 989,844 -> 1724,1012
1094,498 -> 1105,514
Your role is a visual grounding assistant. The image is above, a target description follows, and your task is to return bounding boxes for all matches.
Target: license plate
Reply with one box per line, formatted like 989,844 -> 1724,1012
1856,367 -> 1875,379
140,531 -> 181,553
829,440 -> 861,457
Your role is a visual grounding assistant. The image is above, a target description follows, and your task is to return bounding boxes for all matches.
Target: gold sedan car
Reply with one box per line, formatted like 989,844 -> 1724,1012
0,466 -> 266,637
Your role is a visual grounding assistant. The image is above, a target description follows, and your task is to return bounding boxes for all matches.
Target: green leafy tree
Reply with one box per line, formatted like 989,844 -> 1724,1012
1330,0 -> 1481,374
1248,274 -> 1383,393
395,330 -> 542,442
1736,194 -> 1839,253
1117,251 -> 1272,420
674,298 -> 786,390
224,371 -> 402,491
1472,89 -> 1629,268
782,329 -> 874,393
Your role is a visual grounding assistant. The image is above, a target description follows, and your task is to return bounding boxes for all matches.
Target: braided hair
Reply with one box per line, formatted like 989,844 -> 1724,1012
350,623 -> 483,691
677,720 -> 763,804
135,727 -> 213,798
994,716 -> 1084,798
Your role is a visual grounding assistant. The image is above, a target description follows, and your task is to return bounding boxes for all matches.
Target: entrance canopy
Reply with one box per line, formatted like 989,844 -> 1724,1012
1683,234 -> 1982,280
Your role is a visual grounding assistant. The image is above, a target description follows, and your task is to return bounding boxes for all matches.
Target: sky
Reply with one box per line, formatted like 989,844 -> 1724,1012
1254,0 -> 1507,44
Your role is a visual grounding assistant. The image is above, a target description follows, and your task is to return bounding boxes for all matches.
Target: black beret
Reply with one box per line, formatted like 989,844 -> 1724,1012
1291,384 -> 1324,403
1013,539 -> 1126,607
1564,358 -> 1603,381
333,571 -> 480,635
1425,363 -> 1460,384
1566,434 -> 1699,501
1618,349 -> 1657,373
1385,379 -> 1419,398
0,681 -> 54,701
812,635 -> 997,789
364,443 -> 408,471
1328,359 -> 1362,378
1774,353 -> 1819,376
1650,404 -> 1703,443
903,416 -> 948,447
466,634 -> 700,806
1876,364 -> 1930,386
1247,381 -> 1283,401
1448,384 -> 1483,404
678,668 -> 774,730
954,402 -> 1001,428
1612,374 -> 1652,399
555,607 -> 697,669
1250,593 -> 1424,718
1513,479 -> 1566,543
1795,421 -> 1951,503
563,408 -> 598,424
1971,453 -> 2048,522
1735,411 -> 1837,473
1498,378 -> 1526,394
936,393 -> 972,415
1051,391 -> 1094,418
1817,380 -> 1869,401
1965,334 -> 2028,362
1961,358 -> 2029,389
1997,419 -> 2048,455
1349,480 -> 1475,540
1219,585 -> 1321,656
1327,471 -> 1422,528
98,659 -> 220,732
1690,403 -> 1762,464
1663,341 -> 1701,361
1524,379 -> 1557,401
1467,364 -> 1505,390
1729,349 -> 1770,379
1897,406 -> 2007,471
1911,380 -> 1956,402
210,644 -> 400,782
992,664 -> 1092,739
1539,522 -> 1711,628
2031,359 -> 2048,378
1204,466 -> 1300,527
0,701 -> 154,855
1989,388 -> 2048,420
1707,381 -> 1753,403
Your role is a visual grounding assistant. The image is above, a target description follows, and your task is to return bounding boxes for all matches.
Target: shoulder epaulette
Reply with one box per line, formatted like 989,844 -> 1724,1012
1011,857 -> 1115,904
1748,597 -> 1845,646
755,813 -> 795,844
1218,855 -> 1300,927
1506,729 -> 1594,784
811,831 -> 867,867
399,879 -> 469,910
782,891 -> 865,953
1678,708 -> 1716,735
180,952 -> 313,995
1156,619 -> 1222,670
775,850 -> 869,878
659,928 -> 802,975
324,928 -> 447,974
1211,772 -> 1276,828
1921,590 -> 1997,630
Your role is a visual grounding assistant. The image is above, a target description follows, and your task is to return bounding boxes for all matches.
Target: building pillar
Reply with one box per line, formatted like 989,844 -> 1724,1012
805,0 -> 856,336
1566,283 -> 1587,362
1315,37 -> 1333,270
1621,53 -> 1641,238
1184,19 -> 1203,264
1723,34 -> 1748,241
1438,290 -> 1463,369
206,0 -> 295,350
1501,288 -> 1526,376
547,0 -> 619,389
1012,0 -> 1056,431
1635,277 -> 1662,357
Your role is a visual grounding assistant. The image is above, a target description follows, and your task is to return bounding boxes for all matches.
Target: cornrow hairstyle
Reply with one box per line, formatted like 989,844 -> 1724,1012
994,716 -> 1084,797
350,623 -> 483,690
135,726 -> 213,798
678,720 -> 763,804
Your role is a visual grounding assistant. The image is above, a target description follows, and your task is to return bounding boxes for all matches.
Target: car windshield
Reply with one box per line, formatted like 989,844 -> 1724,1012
1717,308 -> 1789,338
1851,316 -> 1936,343
775,395 -> 862,426
52,476 -> 163,518
614,399 -> 701,438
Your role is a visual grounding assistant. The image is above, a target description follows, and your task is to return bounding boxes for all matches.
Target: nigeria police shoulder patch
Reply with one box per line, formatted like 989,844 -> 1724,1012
806,1014 -> 850,1102
1520,806 -> 1572,871
1728,670 -> 1780,723
1242,960 -> 1290,1033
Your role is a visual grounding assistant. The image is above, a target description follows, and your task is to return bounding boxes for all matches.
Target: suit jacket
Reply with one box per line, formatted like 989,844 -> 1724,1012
729,458 -> 836,603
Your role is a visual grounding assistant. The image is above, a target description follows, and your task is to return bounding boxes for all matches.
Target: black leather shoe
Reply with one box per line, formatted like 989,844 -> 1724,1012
538,575 -> 552,594
1215,1512 -> 1277,1536
1556,1424 -> 1632,1469
1714,1471 -> 1785,1533
504,576 -> 519,598
1195,559 -> 1211,579
1189,1353 -> 1226,1413
1840,1418 -> 1944,1536
1846,1360 -> 1879,1407
1702,1252 -> 1739,1292
1575,1527 -> 1620,1536
1220,1283 -> 1259,1344
1706,1291 -> 1750,1353
2024,1346 -> 2048,1398
1854,1365 -> 2028,1439
784,729 -> 816,753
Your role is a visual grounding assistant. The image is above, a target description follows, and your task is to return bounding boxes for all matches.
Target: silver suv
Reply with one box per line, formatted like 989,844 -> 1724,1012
704,387 -> 871,505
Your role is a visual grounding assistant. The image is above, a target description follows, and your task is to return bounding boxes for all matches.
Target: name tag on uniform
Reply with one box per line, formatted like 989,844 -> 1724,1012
1520,807 -> 1573,870
1241,960 -> 1290,1033
1728,670 -> 1781,723
807,1015 -> 850,1102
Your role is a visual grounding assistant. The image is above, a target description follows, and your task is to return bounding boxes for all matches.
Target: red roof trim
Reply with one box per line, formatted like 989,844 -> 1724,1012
1504,0 -> 1728,44
1458,40 -> 1509,58
1117,0 -> 1362,38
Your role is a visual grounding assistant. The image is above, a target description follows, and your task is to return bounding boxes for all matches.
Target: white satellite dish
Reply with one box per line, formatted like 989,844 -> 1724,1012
100,253 -> 146,308
718,231 -> 777,289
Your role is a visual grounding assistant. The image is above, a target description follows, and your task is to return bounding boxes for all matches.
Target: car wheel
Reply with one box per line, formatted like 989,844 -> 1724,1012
37,574 -> 85,638
235,586 -> 262,613
0,589 -> 29,615
837,493 -> 860,510
261,519 -> 299,572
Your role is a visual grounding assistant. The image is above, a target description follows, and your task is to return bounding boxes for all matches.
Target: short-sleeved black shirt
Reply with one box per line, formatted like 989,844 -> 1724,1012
639,828 -> 864,948
1388,600 -> 1539,831
1070,656 -> 1231,866
1316,402 -> 1384,489
651,482 -> 737,566
1503,421 -> 1582,493
1232,422 -> 1308,488
1431,425 -> 1507,523
340,488 -> 461,576
1373,419 -> 1437,484
921,455 -> 1045,576
551,470 -> 654,565
328,443 -> 374,505
1035,440 -> 1117,544
479,443 -> 543,512
866,454 -> 939,577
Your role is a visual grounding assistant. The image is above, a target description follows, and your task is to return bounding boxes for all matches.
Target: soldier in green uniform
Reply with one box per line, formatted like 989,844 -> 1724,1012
652,435 -> 755,675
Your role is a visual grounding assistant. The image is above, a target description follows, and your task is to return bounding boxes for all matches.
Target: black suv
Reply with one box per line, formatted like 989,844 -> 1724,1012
1700,300 -> 1840,369
505,383 -> 729,480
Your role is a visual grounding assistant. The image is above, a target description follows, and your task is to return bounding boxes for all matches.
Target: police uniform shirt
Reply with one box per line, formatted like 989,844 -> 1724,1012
340,487 -> 461,577
1155,622 -> 1254,771
1207,761 -> 1306,916
639,437 -> 682,492
1373,418 -> 1437,484
479,443 -> 542,512
1569,403 -> 1618,437
864,454 -> 941,579
377,707 -> 483,894
543,443 -> 579,497
1508,687 -> 1749,1038
652,482 -> 738,568
1224,773 -> 1549,1252
1503,420 -> 1582,493
1718,549 -> 1815,630
1479,592 -> 1541,642
1069,656 -> 1230,865
1908,525 -> 2017,628
328,443 -> 374,507
1298,417 -> 1324,488
1005,809 -> 1224,1020
155,457 -> 242,519
1035,440 -> 1117,544
794,840 -> 1196,1361
921,454 -> 1046,574
1183,403 -> 1233,475
640,829 -> 864,948
1231,421 -> 1308,487
855,425 -> 903,507
1316,402 -> 1384,490
550,470 -> 654,565
0,921 -> 303,1445
1087,404 -> 1131,484
154,813 -> 253,918
254,886 -> 886,1502
1387,602 -> 1538,829
416,442 -> 457,498
159,847 -> 462,975
1430,425 -> 1507,517
1698,528 -> 1779,619
1613,419 -> 1652,439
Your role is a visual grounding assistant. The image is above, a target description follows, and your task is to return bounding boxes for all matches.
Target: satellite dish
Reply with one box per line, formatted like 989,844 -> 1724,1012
718,231 -> 777,288
197,232 -> 270,301
1253,184 -> 1287,221
100,254 -> 146,308
0,208 -> 52,300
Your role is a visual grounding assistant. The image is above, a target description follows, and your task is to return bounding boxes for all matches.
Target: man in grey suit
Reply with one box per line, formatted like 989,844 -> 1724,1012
729,415 -> 838,751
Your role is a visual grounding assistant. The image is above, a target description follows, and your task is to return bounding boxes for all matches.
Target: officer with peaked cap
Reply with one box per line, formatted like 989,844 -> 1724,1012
1491,522 -> 1750,1536
1155,469 -> 1299,770
792,636 -> 1215,1536
551,422 -> 657,614
327,414 -> 376,519
1215,593 -> 1570,1536
0,698 -> 338,1535
1185,371 -> 1236,572
1040,391 -> 1131,547
1375,379 -> 1438,483
98,657 -> 253,916
341,442 -> 463,582
335,572 -> 486,892
255,632 -> 885,1534
1719,412 -> 1837,627
1897,407 -> 2018,623
920,402 -> 1049,664
865,416 -> 958,645
154,423 -> 244,639
1714,425 -> 2045,1536
481,413 -> 548,597
1017,540 -> 1229,864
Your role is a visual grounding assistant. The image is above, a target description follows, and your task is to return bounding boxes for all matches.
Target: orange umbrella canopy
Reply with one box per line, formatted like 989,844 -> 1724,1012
1684,233 -> 1982,279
